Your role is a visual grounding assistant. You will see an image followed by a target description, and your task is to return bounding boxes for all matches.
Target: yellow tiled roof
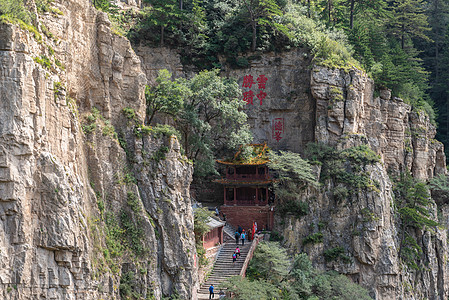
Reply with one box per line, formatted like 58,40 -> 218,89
216,143 -> 269,165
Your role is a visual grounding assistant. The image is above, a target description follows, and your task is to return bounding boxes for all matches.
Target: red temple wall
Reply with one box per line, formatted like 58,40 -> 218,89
220,206 -> 274,232
203,227 -> 223,249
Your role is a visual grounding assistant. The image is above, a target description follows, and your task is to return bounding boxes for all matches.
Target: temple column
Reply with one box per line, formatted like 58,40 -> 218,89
224,187 -> 227,205
255,187 -> 259,206
266,187 -> 269,204
234,187 -> 237,206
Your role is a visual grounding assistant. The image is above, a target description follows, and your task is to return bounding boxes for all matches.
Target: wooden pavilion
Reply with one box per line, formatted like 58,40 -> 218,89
215,143 -> 275,231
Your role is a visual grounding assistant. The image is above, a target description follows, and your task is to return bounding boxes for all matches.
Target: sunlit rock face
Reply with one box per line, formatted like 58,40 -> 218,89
0,0 -> 197,298
1,0 -> 448,298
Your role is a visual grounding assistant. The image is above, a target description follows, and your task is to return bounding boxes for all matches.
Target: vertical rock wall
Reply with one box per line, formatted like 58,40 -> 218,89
224,50 -> 315,154
0,0 -> 198,298
219,55 -> 448,299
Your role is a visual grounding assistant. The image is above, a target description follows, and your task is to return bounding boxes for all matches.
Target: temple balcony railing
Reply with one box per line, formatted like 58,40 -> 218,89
225,174 -> 270,180
224,199 -> 269,206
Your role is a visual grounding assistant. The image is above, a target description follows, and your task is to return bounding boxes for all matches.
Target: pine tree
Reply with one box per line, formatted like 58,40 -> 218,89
240,0 -> 287,51
392,0 -> 431,49
142,0 -> 183,46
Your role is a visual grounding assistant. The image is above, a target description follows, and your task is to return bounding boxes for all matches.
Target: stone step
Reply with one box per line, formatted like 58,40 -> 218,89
198,240 -> 255,297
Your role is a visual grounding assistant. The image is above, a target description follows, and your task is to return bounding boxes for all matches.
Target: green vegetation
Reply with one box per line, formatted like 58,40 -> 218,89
53,81 -> 64,101
151,145 -> 169,162
123,107 -> 137,121
429,173 -> 449,204
36,0 -> 63,15
127,1 -> 358,70
55,59 -> 65,70
303,232 -> 324,245
393,172 -> 439,270
82,107 -> 101,135
117,0 -> 449,149
145,69 -> 189,124
92,0 -> 113,11
221,241 -> 371,299
323,246 -> 351,263
144,69 -> 251,177
306,142 -> 380,196
119,271 -> 141,299
193,207 -> 213,266
0,0 -> 32,23
82,107 -> 118,139
120,193 -> 146,256
33,55 -> 52,70
268,150 -> 318,218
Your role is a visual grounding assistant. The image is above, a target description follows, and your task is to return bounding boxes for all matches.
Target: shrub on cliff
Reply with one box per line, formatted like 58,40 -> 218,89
0,0 -> 31,23
393,172 -> 439,270
221,242 -> 372,299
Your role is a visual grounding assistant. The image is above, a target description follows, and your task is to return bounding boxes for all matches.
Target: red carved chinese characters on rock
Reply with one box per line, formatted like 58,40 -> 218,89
243,90 -> 254,105
257,75 -> 268,89
242,75 -> 255,89
272,118 -> 284,142
242,74 -> 268,105
257,91 -> 267,105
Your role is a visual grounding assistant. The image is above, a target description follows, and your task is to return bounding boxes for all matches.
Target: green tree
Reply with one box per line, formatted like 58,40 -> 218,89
268,150 -> 318,218
393,172 -> 439,270
429,173 -> 449,204
145,69 -> 188,124
222,242 -> 372,299
268,150 -> 319,190
193,207 -> 213,266
176,69 -> 252,176
392,0 -> 431,49
246,241 -> 290,284
193,207 -> 213,243
141,0 -> 183,46
92,0 -> 112,11
241,0 -> 287,51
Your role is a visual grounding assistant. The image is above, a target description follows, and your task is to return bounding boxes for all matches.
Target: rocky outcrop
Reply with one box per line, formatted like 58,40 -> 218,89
218,55 -> 448,299
2,0 -> 448,298
0,0 -> 197,298
311,66 -> 446,180
275,66 -> 448,300
223,49 -> 315,154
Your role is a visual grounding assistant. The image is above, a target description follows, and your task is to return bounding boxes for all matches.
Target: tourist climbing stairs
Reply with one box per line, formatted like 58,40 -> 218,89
197,241 -> 252,299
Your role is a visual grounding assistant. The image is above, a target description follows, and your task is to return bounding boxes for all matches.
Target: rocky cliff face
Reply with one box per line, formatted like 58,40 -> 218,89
281,66 -> 448,300
1,0 -> 448,298
0,0 -> 197,299
219,55 -> 448,299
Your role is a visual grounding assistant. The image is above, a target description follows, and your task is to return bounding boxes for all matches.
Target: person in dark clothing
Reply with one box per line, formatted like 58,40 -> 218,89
234,231 -> 240,244
209,284 -> 214,299
237,225 -> 243,234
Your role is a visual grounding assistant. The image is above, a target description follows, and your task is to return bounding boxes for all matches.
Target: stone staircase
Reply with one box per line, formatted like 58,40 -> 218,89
223,223 -> 236,242
197,241 -> 252,299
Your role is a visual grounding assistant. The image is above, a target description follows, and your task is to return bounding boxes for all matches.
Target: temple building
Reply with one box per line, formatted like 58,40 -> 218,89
215,143 -> 275,231
202,217 -> 225,249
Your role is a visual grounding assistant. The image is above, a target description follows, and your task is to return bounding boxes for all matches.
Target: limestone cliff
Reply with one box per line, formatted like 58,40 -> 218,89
216,53 -> 448,299
0,0 -> 197,299
1,0 -> 448,298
